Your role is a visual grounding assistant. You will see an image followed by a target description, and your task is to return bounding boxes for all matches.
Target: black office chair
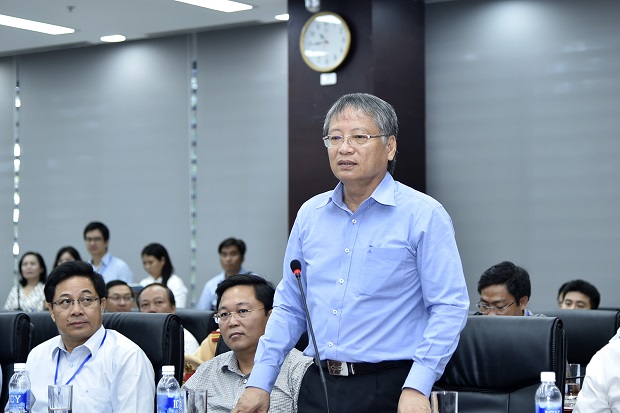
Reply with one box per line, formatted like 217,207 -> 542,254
215,330 -> 309,356
175,309 -> 218,343
103,312 -> 184,385
542,309 -> 620,366
27,311 -> 58,350
0,312 -> 31,409
435,316 -> 566,413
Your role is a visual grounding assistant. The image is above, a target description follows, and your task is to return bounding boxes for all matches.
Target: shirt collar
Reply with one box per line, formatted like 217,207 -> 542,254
322,172 -> 396,209
88,252 -> 111,267
100,252 -> 112,266
220,351 -> 248,377
52,324 -> 106,359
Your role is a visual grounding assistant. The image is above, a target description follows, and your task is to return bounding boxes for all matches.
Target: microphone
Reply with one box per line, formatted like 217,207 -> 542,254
290,259 -> 330,413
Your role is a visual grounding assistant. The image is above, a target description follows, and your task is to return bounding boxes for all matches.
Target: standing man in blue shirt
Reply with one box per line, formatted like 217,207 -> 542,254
233,93 -> 469,413
83,222 -> 133,284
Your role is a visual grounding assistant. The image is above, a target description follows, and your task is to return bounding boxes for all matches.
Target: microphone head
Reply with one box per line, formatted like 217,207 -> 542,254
290,259 -> 302,274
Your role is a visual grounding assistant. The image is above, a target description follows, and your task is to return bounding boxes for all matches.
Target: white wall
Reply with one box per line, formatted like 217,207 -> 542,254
0,23 -> 288,306
426,0 -> 620,310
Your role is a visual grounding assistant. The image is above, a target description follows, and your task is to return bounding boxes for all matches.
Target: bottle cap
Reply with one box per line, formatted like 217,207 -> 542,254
162,365 -> 175,374
14,363 -> 26,371
540,371 -> 555,382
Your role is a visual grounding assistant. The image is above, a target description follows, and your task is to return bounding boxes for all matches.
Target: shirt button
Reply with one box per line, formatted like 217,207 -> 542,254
328,342 -> 333,347
352,219 -> 357,224
332,309 -> 337,315
70,363 -> 74,367
242,379 -> 247,384
339,278 -> 344,284
344,248 -> 350,253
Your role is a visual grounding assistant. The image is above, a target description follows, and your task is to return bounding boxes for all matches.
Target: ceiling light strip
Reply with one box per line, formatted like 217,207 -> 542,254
0,13 -> 75,35
174,0 -> 252,13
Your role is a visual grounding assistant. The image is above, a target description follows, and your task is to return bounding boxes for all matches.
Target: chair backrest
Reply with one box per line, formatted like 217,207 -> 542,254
435,315 -> 566,413
27,311 -> 59,350
103,312 -> 184,384
0,312 -> 31,409
174,309 -> 218,343
542,309 -> 620,366
25,311 -> 184,385
215,330 -> 309,356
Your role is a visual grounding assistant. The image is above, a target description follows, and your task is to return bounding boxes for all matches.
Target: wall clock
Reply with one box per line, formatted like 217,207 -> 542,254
300,12 -> 351,72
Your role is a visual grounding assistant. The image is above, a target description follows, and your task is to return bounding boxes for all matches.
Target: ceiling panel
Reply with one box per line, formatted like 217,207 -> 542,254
0,0 -> 287,56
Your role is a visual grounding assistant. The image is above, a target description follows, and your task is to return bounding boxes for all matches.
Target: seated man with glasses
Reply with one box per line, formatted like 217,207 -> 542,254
20,261 -> 154,413
183,274 -> 312,412
105,280 -> 134,312
476,261 -> 543,316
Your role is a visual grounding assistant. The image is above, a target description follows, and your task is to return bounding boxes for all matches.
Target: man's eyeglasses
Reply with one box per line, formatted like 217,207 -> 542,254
213,308 -> 265,324
322,134 -> 385,148
476,301 -> 516,314
51,296 -> 100,310
85,237 -> 104,243
108,295 -> 133,303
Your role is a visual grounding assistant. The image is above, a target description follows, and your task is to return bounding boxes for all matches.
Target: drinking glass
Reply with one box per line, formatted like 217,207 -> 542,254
48,385 -> 73,413
564,363 -> 581,410
430,390 -> 458,413
183,387 -> 207,413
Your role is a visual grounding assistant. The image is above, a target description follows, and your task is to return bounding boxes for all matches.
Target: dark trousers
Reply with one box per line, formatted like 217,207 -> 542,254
298,361 -> 412,413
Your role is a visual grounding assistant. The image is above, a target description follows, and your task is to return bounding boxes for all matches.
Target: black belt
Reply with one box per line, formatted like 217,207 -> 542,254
319,359 -> 412,376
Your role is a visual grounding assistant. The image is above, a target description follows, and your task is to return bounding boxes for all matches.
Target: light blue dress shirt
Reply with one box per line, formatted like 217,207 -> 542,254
249,173 -> 469,397
89,252 -> 133,284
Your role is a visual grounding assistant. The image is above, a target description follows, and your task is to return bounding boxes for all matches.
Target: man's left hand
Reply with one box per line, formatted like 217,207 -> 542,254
397,388 -> 431,413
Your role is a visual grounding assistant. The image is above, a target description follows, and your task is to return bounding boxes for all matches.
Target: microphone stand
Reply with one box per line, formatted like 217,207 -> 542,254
295,272 -> 330,413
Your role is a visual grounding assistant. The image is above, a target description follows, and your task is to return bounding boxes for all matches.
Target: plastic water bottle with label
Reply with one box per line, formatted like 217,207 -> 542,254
535,371 -> 562,413
8,363 -> 32,413
157,365 -> 182,413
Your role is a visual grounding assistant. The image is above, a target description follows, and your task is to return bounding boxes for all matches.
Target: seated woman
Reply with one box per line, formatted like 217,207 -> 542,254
3,251 -> 47,312
53,245 -> 82,268
138,242 -> 188,308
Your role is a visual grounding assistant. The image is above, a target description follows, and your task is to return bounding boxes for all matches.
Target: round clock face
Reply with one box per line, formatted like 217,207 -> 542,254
300,12 -> 351,73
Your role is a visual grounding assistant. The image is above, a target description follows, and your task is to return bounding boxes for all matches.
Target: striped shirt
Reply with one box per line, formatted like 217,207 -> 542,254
184,348 -> 312,413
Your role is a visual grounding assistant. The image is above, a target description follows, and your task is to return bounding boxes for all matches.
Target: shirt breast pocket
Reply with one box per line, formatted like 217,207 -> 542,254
80,387 -> 110,409
357,247 -> 410,297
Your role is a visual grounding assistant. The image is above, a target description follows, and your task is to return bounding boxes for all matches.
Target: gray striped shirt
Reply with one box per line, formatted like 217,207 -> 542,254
184,348 -> 312,413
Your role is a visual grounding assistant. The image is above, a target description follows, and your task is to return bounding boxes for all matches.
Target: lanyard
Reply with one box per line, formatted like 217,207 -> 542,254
54,329 -> 107,385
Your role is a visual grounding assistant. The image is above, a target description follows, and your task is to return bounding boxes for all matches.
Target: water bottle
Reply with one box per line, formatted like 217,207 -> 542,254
8,363 -> 31,413
535,371 -> 562,413
157,365 -> 182,413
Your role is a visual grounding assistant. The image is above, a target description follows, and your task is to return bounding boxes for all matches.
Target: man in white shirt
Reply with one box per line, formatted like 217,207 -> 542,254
83,221 -> 133,284
196,238 -> 257,311
21,261 -> 154,413
137,283 -> 200,354
574,337 -> 620,412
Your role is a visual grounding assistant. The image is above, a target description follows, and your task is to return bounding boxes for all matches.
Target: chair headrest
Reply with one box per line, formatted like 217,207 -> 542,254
438,316 -> 564,391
